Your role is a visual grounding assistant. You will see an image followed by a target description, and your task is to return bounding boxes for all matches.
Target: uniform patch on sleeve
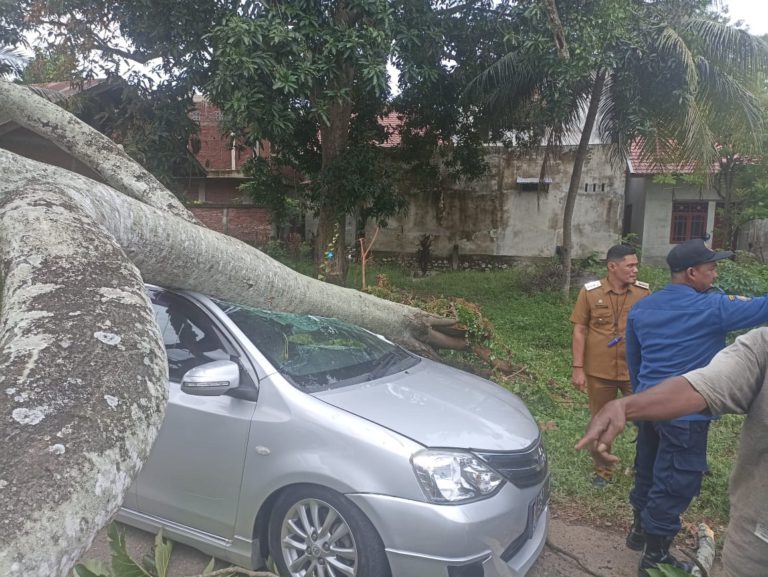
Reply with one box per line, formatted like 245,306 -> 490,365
584,280 -> 602,291
728,295 -> 752,301
634,281 -> 650,290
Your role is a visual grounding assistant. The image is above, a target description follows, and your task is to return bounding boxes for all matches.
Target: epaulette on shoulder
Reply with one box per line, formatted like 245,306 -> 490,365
634,281 -> 650,290
584,280 -> 602,291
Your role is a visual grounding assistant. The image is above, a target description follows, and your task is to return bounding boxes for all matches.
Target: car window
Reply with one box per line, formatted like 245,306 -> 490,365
150,290 -> 232,382
212,298 -> 418,392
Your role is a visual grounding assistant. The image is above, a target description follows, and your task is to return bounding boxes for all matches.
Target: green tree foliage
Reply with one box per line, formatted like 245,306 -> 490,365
69,80 -> 203,190
20,46 -> 78,83
0,45 -> 25,77
468,0 -> 768,294
206,1 -> 505,280
3,0 -> 501,281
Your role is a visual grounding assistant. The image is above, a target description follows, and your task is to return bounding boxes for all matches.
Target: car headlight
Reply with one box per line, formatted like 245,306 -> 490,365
411,450 -> 504,503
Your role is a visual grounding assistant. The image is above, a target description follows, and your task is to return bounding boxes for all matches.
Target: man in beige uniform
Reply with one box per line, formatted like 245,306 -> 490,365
577,327 -> 768,577
571,244 -> 650,485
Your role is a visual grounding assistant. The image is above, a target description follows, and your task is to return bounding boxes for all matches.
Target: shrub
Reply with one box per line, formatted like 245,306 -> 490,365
517,258 -> 565,295
715,252 -> 768,296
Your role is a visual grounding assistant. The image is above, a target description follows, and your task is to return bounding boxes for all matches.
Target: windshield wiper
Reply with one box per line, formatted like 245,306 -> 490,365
367,349 -> 407,381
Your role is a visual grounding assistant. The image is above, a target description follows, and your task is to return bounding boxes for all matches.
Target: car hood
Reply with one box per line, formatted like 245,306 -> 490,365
314,358 -> 540,451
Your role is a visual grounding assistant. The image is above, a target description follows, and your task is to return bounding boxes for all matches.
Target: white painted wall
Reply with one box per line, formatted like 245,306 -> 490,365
636,177 -> 722,266
372,144 -> 626,259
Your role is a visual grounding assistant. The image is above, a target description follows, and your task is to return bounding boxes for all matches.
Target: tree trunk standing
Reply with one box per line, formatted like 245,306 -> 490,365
314,61 -> 355,283
541,0 -> 570,60
314,204 -> 346,282
719,158 -> 738,250
561,69 -> 606,297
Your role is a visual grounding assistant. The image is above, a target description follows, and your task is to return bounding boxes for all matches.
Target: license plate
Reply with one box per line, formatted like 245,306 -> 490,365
528,476 -> 550,537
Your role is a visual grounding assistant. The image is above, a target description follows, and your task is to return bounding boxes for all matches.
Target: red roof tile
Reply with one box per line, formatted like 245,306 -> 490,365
627,140 -> 699,175
378,111 -> 404,147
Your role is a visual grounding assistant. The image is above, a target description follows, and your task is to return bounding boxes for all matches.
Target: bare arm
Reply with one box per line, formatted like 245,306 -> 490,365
575,376 -> 708,464
572,324 -> 588,392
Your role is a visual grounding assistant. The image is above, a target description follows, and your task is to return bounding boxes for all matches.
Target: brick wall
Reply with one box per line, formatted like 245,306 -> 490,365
191,206 -> 272,245
191,100 -> 271,171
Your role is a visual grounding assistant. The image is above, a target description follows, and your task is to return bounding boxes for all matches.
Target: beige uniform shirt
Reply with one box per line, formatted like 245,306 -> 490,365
570,278 -> 650,381
685,328 -> 768,577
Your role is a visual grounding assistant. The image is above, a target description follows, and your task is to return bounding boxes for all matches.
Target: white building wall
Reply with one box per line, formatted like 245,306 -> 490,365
373,144 -> 626,260
639,178 -> 722,266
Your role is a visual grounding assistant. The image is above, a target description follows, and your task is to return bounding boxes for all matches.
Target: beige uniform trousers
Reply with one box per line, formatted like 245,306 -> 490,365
587,375 -> 632,480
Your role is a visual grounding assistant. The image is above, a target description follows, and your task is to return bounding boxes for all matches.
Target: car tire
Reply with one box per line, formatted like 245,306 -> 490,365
268,484 -> 390,577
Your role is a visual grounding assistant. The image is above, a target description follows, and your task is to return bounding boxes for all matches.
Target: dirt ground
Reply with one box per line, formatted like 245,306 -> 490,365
79,507 -> 724,577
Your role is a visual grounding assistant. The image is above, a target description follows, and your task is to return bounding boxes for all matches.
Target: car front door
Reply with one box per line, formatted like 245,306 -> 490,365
134,289 -> 257,540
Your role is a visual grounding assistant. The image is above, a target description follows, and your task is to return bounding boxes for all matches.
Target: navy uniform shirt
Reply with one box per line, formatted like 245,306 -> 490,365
626,283 -> 768,420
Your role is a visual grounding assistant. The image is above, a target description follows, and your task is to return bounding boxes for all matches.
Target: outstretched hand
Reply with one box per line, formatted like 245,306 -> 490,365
575,399 -> 628,467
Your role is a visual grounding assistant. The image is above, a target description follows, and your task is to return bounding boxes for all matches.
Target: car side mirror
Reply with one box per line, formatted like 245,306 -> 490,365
181,360 -> 240,396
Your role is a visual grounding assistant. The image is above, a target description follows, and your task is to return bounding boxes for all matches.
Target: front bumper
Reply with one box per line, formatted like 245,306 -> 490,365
347,479 -> 549,577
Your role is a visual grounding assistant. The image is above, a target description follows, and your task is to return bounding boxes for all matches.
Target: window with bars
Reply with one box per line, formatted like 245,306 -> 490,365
670,201 -> 708,243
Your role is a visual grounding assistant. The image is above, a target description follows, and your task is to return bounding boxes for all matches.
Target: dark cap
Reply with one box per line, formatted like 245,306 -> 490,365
666,238 -> 734,272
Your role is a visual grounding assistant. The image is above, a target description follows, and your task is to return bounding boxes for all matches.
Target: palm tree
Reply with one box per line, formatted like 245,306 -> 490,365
468,0 -> 768,294
0,46 -> 26,77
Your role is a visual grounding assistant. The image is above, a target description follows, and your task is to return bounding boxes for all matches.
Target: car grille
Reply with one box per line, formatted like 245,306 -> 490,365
474,437 -> 548,488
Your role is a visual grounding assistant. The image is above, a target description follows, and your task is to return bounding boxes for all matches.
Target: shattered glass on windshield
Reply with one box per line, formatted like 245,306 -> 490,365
212,299 -> 418,391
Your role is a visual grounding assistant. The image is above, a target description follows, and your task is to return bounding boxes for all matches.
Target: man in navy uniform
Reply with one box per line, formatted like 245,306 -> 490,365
577,327 -> 768,577
623,237 -> 768,576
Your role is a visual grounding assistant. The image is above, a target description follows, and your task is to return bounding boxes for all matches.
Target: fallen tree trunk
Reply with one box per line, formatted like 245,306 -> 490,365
0,80 -> 465,577
0,149 -> 464,352
0,184 -> 167,576
0,81 -> 195,223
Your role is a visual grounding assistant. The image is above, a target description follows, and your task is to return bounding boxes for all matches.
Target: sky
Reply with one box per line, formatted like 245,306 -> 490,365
722,0 -> 768,36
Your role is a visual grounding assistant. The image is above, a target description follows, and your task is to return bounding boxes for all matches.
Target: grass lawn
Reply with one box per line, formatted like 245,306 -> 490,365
338,260 -> 742,533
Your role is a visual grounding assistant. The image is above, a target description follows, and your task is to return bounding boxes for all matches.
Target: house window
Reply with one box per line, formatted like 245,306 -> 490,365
516,177 -> 552,192
670,201 -> 708,243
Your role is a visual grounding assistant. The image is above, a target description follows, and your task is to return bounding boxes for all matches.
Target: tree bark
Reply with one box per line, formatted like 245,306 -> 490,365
0,82 -> 195,223
561,69 -> 606,297
0,184 -> 167,576
0,150 -> 464,351
541,0 -> 569,60
313,23 -> 356,282
719,157 -> 737,250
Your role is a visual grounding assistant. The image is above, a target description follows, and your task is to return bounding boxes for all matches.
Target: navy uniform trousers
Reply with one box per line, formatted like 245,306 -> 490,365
629,419 -> 710,536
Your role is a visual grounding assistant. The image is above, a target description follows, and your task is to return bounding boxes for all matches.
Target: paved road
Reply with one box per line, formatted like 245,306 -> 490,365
81,513 -> 703,577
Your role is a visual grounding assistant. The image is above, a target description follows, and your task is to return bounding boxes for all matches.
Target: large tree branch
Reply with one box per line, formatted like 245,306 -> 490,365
0,184 -> 168,576
0,81 -> 196,223
85,32 -> 157,64
0,149 -> 462,351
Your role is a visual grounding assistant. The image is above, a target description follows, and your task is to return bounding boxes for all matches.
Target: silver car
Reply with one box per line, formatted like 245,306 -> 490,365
118,286 -> 549,577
